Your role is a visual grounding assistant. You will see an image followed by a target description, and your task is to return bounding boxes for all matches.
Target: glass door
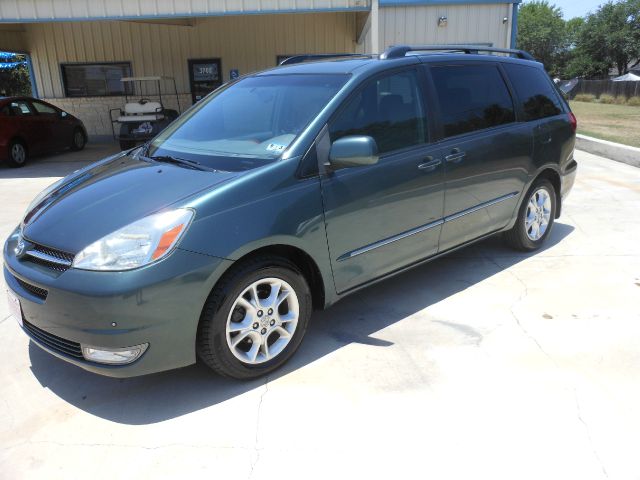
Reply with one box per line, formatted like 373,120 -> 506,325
188,58 -> 222,103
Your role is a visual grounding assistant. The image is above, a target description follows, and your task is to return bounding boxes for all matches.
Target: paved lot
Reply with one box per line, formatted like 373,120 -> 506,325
1,146 -> 639,480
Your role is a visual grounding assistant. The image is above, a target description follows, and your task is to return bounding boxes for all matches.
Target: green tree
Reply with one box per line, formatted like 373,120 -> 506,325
569,0 -> 640,77
517,1 -> 567,75
565,17 -> 585,47
0,52 -> 31,96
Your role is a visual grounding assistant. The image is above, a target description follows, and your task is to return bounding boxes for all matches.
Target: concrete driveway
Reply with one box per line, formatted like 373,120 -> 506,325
1,147 -> 639,480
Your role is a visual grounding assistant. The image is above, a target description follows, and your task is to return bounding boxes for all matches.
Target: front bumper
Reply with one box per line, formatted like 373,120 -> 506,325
4,228 -> 232,377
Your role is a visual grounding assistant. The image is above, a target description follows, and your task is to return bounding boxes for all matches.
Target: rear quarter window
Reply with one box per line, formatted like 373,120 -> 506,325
430,64 -> 515,139
503,63 -> 563,121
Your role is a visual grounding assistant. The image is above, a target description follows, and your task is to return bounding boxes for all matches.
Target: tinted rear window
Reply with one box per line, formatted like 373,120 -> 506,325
430,64 -> 515,138
503,63 -> 563,121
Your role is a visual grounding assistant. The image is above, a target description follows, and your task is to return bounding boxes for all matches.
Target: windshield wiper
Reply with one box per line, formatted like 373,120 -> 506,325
143,155 -> 212,171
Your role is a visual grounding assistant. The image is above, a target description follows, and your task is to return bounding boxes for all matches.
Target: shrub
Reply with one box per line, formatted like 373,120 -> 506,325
574,94 -> 596,102
627,96 -> 640,107
613,96 -> 628,105
598,94 -> 616,104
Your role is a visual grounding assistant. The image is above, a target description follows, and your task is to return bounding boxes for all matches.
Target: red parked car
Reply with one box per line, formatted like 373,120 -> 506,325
0,97 -> 87,168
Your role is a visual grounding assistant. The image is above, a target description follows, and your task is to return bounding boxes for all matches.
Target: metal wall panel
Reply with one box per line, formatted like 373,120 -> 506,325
379,4 -> 511,50
0,0 -> 370,22
24,12 -> 358,98
0,25 -> 27,51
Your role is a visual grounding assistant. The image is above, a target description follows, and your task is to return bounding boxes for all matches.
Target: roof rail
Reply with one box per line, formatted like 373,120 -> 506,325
279,53 -> 372,65
380,45 -> 535,61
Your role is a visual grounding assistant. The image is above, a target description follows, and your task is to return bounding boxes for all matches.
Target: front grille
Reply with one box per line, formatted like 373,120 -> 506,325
22,319 -> 83,359
15,277 -> 48,300
24,242 -> 75,272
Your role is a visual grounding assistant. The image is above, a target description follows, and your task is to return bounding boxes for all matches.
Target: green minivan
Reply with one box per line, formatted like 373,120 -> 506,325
4,46 -> 577,379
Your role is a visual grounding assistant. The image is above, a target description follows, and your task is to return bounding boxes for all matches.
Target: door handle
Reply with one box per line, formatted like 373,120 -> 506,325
445,149 -> 466,163
418,158 -> 442,172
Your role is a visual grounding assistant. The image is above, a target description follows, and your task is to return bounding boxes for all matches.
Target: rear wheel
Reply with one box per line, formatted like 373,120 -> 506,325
197,256 -> 312,379
7,140 -> 27,168
504,178 -> 556,251
71,128 -> 86,151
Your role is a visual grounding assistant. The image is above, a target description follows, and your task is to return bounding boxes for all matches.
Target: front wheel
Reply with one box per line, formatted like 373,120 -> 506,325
197,256 -> 312,379
70,128 -> 86,151
504,178 -> 556,251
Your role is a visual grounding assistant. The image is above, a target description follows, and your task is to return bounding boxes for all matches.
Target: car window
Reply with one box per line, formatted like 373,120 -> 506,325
430,64 -> 515,139
148,74 -> 349,171
502,63 -> 563,121
329,69 -> 427,155
9,101 -> 34,116
31,101 -> 58,115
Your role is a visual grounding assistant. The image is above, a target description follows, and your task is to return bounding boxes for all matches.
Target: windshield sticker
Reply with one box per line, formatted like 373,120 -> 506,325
266,143 -> 287,153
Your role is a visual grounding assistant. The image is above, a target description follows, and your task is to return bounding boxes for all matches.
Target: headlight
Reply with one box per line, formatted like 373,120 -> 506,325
72,208 -> 194,271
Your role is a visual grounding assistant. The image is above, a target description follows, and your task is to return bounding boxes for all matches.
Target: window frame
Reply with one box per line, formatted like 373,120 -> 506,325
60,61 -> 133,98
326,66 -> 433,160
423,60 -> 518,143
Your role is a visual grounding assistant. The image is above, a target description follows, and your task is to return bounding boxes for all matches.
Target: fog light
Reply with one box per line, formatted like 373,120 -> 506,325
81,343 -> 149,365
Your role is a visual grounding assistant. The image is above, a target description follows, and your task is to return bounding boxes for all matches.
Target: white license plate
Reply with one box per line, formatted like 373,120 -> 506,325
6,289 -> 23,327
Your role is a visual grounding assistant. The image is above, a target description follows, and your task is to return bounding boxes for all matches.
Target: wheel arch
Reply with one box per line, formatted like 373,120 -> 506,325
73,124 -> 87,140
504,165 -> 563,232
9,135 -> 28,150
218,244 -> 327,311
535,167 -> 562,218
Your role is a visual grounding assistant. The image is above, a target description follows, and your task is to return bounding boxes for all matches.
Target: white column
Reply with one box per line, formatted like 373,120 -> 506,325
371,0 -> 380,54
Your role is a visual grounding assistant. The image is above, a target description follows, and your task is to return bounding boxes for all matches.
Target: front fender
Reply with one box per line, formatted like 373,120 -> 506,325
179,159 -> 337,307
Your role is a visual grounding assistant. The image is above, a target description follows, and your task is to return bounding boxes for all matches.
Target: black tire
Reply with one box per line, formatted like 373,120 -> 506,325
504,178 -> 556,251
119,139 -> 136,150
70,128 -> 86,151
196,255 -> 312,379
7,140 -> 27,168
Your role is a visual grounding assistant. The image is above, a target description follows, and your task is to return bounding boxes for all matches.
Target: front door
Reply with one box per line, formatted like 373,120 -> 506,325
320,68 -> 444,294
188,58 -> 222,103
426,62 -> 530,252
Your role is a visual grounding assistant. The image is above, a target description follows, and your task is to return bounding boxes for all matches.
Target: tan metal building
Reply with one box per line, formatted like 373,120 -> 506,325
0,0 -> 521,137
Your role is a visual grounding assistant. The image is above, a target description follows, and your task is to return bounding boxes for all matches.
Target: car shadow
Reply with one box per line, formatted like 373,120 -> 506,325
28,223 -> 574,424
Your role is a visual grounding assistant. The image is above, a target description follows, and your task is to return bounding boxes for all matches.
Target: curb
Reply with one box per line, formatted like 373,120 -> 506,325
576,134 -> 640,168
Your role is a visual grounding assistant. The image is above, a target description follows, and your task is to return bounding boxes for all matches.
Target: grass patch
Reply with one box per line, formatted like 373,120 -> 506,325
570,101 -> 640,148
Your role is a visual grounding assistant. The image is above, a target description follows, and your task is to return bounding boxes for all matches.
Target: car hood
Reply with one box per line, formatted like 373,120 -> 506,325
22,153 -> 239,253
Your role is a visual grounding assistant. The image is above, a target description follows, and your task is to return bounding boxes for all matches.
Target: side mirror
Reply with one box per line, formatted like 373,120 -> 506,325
329,136 -> 379,168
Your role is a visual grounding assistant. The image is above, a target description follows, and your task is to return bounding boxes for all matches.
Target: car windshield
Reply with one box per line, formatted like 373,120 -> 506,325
147,73 -> 350,171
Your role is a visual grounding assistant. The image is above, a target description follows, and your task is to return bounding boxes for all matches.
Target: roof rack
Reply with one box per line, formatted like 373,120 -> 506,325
380,45 -> 535,61
279,53 -> 372,65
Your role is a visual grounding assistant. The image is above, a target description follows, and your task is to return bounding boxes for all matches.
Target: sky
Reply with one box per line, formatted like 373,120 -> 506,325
537,0 -> 607,18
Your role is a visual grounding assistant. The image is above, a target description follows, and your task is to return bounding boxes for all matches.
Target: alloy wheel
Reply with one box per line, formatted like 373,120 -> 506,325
11,143 -> 26,164
525,188 -> 552,241
225,277 -> 299,364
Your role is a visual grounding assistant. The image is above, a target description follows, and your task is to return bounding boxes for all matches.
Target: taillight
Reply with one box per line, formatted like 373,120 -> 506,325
568,112 -> 577,132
